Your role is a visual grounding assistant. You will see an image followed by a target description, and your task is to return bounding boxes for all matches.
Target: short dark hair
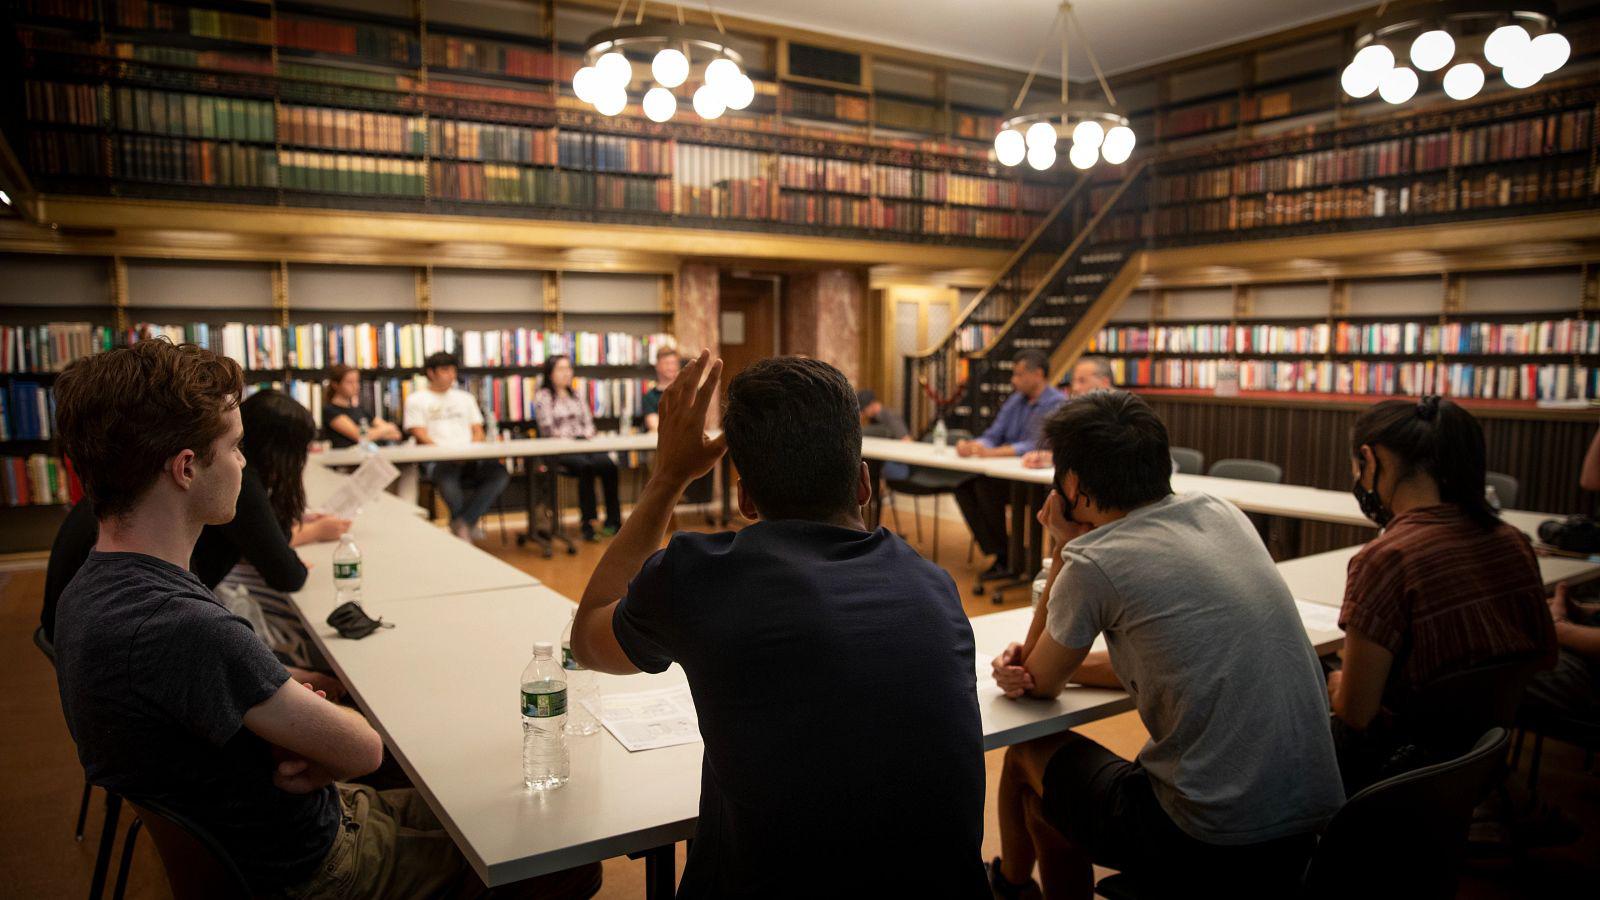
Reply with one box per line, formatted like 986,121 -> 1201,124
654,346 -> 679,364
423,351 -> 458,372
1013,349 -> 1048,374
55,340 -> 244,519
723,356 -> 861,521
1042,390 -> 1172,511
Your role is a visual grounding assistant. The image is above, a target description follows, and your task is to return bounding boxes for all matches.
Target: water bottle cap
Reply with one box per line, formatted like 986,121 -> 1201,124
532,641 -> 554,655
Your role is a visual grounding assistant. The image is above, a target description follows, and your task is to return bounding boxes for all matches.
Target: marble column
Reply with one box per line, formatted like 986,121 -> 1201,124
782,268 -> 865,384
676,260 -> 720,424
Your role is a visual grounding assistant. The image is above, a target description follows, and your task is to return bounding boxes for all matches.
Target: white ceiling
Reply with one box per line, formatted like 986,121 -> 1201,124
706,0 -> 1374,78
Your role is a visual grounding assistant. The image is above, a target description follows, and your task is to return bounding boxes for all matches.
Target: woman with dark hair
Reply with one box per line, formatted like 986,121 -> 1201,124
534,354 -> 622,540
322,364 -> 403,448
1329,395 -> 1556,790
206,389 -> 353,688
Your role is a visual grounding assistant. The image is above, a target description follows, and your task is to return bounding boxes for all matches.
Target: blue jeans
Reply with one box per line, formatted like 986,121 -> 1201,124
429,459 -> 509,528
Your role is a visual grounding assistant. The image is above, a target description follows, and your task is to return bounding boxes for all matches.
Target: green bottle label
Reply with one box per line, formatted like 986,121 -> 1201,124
562,645 -> 584,672
522,687 -> 568,718
333,561 -> 360,579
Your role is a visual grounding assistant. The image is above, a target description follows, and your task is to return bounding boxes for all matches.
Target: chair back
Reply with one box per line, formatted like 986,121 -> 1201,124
1209,458 -> 1283,484
1484,471 -> 1519,509
1396,654 -> 1539,757
1170,446 -> 1205,475
33,625 -> 55,665
1302,728 -> 1509,900
127,798 -> 253,900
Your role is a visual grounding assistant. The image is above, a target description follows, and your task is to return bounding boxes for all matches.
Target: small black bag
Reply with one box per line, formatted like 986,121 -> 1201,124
327,601 -> 394,640
1538,515 -> 1600,554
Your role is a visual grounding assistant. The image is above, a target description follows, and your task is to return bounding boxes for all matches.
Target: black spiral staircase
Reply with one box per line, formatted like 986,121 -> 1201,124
902,159 -> 1152,434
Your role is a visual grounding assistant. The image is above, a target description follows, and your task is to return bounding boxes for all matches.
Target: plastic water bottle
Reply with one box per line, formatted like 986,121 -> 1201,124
1485,483 -> 1502,511
521,641 -> 570,791
332,534 -> 362,605
560,612 -> 602,737
932,418 -> 949,453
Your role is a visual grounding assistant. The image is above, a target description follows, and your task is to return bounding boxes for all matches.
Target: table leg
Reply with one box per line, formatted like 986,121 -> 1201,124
394,463 -> 420,505
992,483 -> 1044,603
629,844 -> 676,899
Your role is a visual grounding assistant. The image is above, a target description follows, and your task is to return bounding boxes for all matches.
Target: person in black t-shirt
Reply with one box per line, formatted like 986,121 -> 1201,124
49,340 -> 601,899
322,363 -> 403,449
571,351 -> 987,899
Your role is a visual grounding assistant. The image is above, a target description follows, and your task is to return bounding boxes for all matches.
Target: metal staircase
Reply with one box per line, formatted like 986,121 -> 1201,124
902,160 -> 1151,434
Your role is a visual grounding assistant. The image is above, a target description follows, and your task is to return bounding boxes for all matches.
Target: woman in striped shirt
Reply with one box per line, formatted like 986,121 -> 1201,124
535,354 -> 623,541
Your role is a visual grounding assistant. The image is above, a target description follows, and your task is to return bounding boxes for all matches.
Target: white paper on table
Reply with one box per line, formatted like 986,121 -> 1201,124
1294,599 -> 1343,635
598,685 -> 702,752
321,453 -> 401,520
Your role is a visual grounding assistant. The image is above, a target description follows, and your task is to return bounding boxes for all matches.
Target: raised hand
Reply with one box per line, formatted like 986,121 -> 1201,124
653,348 -> 727,487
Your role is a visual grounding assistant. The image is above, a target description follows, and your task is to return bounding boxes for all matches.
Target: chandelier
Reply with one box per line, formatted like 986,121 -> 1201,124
1341,0 -> 1570,105
573,1 -> 755,122
993,2 -> 1135,171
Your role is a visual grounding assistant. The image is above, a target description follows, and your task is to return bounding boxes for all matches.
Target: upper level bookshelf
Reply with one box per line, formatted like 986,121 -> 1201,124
3,0 -> 1076,247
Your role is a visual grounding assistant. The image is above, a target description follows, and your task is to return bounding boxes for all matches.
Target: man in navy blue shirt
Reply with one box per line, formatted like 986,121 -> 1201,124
571,351 -> 987,898
955,349 -> 1067,578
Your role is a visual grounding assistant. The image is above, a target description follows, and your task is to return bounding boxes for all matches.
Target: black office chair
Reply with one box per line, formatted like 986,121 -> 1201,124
1169,446 -> 1205,475
884,429 -> 973,564
34,625 -> 128,900
124,797 -> 252,900
1512,704 -> 1600,807
1301,727 -> 1511,899
1094,729 -> 1511,900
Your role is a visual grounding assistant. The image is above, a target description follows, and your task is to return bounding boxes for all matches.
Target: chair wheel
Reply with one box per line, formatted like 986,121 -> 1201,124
992,593 -> 1005,605
566,546 -> 578,556
516,535 -> 528,547
542,548 -> 553,559
974,584 -> 986,596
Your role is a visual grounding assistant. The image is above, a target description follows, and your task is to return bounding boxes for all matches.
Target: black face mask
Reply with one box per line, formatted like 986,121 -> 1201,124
1351,456 -> 1392,527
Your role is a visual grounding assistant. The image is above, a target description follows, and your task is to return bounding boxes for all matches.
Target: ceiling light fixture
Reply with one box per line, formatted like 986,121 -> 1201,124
993,2 -> 1135,172
575,1 -> 753,123
1342,1 -> 1569,106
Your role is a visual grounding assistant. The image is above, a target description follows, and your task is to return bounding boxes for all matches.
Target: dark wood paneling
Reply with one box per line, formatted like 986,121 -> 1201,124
1146,397 -> 1594,555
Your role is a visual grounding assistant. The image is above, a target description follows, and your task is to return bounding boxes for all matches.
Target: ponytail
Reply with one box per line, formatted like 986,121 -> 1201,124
1350,396 -> 1499,530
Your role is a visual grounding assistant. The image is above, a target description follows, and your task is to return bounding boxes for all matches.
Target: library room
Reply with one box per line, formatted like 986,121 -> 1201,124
3,0 -> 1600,897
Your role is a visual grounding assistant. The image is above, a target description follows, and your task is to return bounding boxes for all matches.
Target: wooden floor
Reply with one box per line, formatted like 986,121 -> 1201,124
2,509 -> 1597,898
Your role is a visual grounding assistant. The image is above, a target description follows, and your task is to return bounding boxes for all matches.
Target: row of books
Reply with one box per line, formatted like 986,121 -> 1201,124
113,87 -> 275,144
281,105 -> 425,155
456,331 -> 672,370
1,382 -> 54,441
112,1 -> 273,46
118,136 -> 279,187
23,80 -> 98,126
556,133 -> 672,174
19,0 -> 95,21
780,86 -> 869,123
1139,167 -> 1592,237
1,324 -> 116,373
425,34 -> 555,80
432,120 -> 554,164
27,131 -> 103,177
125,321 -> 673,372
431,162 -> 673,209
1156,110 -> 1594,204
1093,319 -> 1600,357
281,151 -> 423,195
276,14 -> 421,67
117,42 -> 274,75
779,156 -> 871,194
958,323 -> 1000,354
0,455 -> 73,506
1113,357 -> 1600,401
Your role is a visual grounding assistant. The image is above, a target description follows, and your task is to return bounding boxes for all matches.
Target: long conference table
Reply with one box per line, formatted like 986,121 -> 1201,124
298,433 -> 1597,894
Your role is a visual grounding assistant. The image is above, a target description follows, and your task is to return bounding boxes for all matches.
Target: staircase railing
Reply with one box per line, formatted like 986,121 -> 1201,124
904,159 -> 1151,434
899,172 -> 1091,432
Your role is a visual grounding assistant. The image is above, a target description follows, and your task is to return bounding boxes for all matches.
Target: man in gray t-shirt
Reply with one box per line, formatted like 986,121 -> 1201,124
987,391 -> 1343,900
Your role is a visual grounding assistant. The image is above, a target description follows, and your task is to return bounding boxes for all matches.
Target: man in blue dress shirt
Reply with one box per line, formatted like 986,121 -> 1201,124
954,349 -> 1067,578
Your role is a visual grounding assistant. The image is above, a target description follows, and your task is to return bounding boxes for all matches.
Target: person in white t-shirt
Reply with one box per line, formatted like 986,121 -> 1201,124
403,352 -> 509,542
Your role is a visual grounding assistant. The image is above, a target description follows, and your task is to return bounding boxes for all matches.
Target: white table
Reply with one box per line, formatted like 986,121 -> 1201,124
315,433 -> 658,467
296,467 -> 539,624
1277,544 -> 1600,609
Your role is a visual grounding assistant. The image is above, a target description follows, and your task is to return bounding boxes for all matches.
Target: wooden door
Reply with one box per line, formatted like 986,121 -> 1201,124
717,274 -> 778,394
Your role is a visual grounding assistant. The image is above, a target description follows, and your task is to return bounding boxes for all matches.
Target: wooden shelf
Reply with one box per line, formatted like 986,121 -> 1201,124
1129,387 -> 1599,422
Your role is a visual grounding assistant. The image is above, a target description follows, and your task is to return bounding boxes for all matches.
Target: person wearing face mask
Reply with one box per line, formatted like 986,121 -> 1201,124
987,391 -> 1342,900
1330,396 -> 1556,793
